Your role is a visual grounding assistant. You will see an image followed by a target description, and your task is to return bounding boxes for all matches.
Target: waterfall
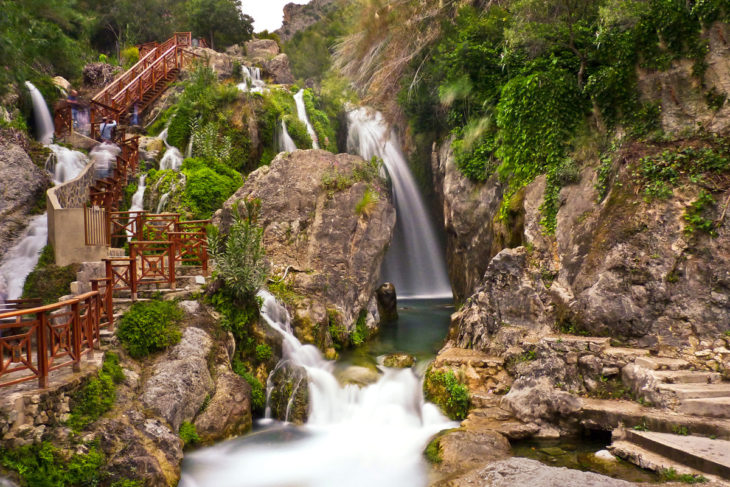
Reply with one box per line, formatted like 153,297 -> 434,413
238,66 -> 266,94
0,215 -> 48,300
293,90 -> 319,149
25,82 -> 54,144
347,107 -> 452,299
130,175 -> 146,213
278,120 -> 297,153
47,144 -> 88,184
157,123 -> 183,171
179,290 -> 455,487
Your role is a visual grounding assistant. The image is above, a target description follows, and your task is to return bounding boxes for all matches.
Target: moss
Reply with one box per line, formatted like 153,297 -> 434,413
0,441 -> 106,487
424,368 -> 470,420
67,353 -> 125,432
424,436 -> 443,464
21,245 -> 79,305
179,421 -> 200,448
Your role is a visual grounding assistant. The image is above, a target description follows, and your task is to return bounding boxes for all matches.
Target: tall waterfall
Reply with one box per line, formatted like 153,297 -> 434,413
293,89 -> 319,149
179,291 -> 454,487
278,120 -> 297,153
347,107 -> 452,298
25,82 -> 54,144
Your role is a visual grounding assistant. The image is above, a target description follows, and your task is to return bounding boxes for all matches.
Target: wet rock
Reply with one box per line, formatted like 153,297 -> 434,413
376,282 -> 398,322
268,362 -> 309,424
194,371 -> 252,443
337,365 -> 381,385
141,327 -> 215,430
382,353 -> 415,368
0,136 -> 51,261
433,428 -> 511,479
215,150 -> 395,344
446,457 -> 634,486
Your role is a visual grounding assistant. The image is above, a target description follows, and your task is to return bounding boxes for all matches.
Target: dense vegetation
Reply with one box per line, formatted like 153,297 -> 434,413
117,300 -> 184,358
22,245 -> 79,305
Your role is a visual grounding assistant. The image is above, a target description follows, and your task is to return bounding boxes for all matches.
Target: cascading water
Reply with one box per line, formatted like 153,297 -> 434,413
347,107 -> 452,298
129,175 -> 146,213
179,291 -> 455,487
158,128 -> 183,171
293,89 -> 319,149
0,88 -> 91,301
278,120 -> 297,153
238,66 -> 266,94
25,82 -> 54,144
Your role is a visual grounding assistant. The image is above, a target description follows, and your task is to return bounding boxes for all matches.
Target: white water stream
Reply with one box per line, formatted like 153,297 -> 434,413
158,128 -> 183,171
180,291 -> 455,487
278,120 -> 297,153
0,85 -> 92,300
347,107 -> 452,299
293,89 -> 319,149
238,66 -> 266,94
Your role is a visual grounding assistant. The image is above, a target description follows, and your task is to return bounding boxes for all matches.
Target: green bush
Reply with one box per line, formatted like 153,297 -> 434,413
0,441 -> 105,487
117,301 -> 183,359
424,369 -> 470,420
67,353 -> 124,431
282,115 -> 312,149
255,344 -> 273,362
182,159 -> 242,220
302,89 -> 338,152
22,245 -> 79,305
120,46 -> 139,69
179,421 -> 200,447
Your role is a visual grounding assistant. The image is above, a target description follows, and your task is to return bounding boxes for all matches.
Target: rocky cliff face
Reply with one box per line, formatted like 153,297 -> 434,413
0,132 -> 51,261
276,0 -> 340,42
215,149 -> 395,348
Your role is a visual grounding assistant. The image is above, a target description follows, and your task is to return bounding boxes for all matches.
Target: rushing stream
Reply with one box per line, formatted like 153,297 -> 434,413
293,89 -> 319,149
180,297 -> 456,487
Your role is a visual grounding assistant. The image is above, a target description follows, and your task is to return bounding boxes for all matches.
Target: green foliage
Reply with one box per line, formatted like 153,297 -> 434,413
255,344 -> 273,363
540,158 -> 581,234
355,188 -> 379,217
672,424 -> 690,436
22,246 -> 79,305
208,199 -> 268,302
120,46 -> 139,69
684,190 -> 717,237
321,157 -> 382,197
232,359 -> 266,414
67,353 -> 124,431
350,310 -> 370,347
182,157 -> 242,219
179,421 -> 200,447
283,116 -> 313,149
424,436 -> 443,464
117,300 -> 183,359
424,369 -> 470,420
661,468 -> 708,484
302,89 -> 338,152
0,441 -> 106,487
186,0 -> 254,50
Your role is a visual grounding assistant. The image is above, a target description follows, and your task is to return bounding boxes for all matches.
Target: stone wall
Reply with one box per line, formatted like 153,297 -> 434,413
49,158 -> 96,209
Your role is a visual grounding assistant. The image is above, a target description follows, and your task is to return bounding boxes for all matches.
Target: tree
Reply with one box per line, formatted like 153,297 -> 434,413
185,0 -> 254,50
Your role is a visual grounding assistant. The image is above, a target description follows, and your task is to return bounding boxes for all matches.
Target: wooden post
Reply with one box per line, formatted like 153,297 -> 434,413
37,313 -> 49,389
130,244 -> 138,301
169,240 -> 176,290
71,301 -> 82,372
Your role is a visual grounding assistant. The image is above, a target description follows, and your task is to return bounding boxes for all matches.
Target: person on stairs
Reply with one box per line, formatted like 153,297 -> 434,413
99,116 -> 117,142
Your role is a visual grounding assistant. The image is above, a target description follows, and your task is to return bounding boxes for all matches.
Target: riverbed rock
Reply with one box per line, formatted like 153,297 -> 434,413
194,371 -> 252,443
442,457 -> 634,487
215,150 -> 396,346
141,327 -> 215,430
268,362 -> 309,424
433,428 -> 512,480
383,353 -> 415,368
0,135 -> 51,261
502,377 -> 582,430
337,365 -> 381,385
376,282 -> 398,322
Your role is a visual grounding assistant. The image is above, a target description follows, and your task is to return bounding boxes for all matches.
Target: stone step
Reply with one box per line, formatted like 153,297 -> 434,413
579,398 -> 730,440
609,440 -> 714,480
679,397 -> 730,419
622,429 -> 730,479
635,356 -> 691,371
657,382 -> 730,400
603,347 -> 651,361
540,335 -> 611,353
652,370 -> 722,384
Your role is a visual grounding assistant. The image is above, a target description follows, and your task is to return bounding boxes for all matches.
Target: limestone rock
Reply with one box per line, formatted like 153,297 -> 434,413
502,377 -> 582,427
433,428 -> 511,479
277,0 -> 339,42
141,327 -> 215,430
0,136 -> 51,261
264,54 -> 295,85
376,282 -> 398,322
215,150 -> 396,344
245,39 -> 280,59
431,139 -> 504,300
194,371 -> 252,443
82,63 -> 122,89
444,457 -> 634,487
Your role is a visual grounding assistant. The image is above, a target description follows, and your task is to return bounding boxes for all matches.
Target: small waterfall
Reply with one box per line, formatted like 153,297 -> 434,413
25,82 -> 54,144
0,214 -> 48,300
179,290 -> 455,487
278,120 -> 297,153
347,107 -> 452,298
157,123 -> 183,171
238,66 -> 266,94
46,144 -> 88,184
130,175 -> 146,213
293,89 -> 319,149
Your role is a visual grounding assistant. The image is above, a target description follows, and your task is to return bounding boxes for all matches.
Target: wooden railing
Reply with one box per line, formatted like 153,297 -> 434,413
0,292 -> 108,388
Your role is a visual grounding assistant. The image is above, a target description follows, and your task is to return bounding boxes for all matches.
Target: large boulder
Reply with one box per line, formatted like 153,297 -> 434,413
193,371 -> 252,443
215,150 -> 396,345
277,0 -> 339,42
245,39 -> 280,59
268,362 -> 309,424
0,135 -> 51,261
141,327 -> 215,431
264,54 -> 295,85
